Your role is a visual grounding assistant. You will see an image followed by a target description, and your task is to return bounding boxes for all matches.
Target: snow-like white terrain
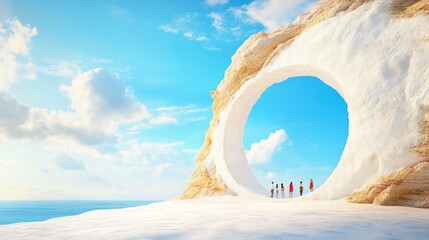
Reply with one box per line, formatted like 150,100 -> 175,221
1,197 -> 428,239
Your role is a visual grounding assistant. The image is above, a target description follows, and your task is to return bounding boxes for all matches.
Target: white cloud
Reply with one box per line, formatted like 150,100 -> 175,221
128,105 -> 208,131
183,33 -> 209,42
204,46 -> 221,51
0,18 -> 200,200
246,129 -> 288,165
108,4 -> 133,22
156,105 -> 209,114
158,14 -> 212,44
182,148 -> 200,155
196,36 -> 209,41
0,159 -> 15,169
158,24 -> 178,34
206,0 -> 228,6
59,68 -> 149,125
52,154 -> 86,171
266,171 -> 275,180
40,60 -> 81,78
177,13 -> 198,24
184,32 -> 193,39
0,91 -> 31,139
116,141 -> 195,181
245,0 -> 318,31
0,18 -> 38,90
159,10 -> 254,46
208,12 -> 224,31
149,115 -> 178,125
188,116 -> 207,122
0,68 -> 149,150
119,141 -> 183,164
151,162 -> 173,177
156,106 -> 178,112
159,13 -> 198,36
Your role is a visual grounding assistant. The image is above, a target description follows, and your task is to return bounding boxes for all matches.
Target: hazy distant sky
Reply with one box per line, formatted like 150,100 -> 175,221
0,0 -> 348,200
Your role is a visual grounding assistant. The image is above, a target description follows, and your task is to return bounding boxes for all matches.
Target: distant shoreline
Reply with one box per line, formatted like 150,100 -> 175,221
0,200 -> 158,225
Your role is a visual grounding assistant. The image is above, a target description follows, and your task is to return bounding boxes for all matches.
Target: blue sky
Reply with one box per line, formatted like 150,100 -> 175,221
0,0 -> 347,200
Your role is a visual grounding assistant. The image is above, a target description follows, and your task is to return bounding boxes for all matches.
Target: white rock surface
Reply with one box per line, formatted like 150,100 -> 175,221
203,0 -> 429,200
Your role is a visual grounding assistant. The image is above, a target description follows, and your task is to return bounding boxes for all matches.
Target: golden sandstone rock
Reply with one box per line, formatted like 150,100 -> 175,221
347,160 -> 429,208
179,0 -> 429,208
348,113 -> 429,207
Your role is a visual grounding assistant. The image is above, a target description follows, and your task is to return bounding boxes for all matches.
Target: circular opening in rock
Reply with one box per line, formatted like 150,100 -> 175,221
243,76 -> 348,197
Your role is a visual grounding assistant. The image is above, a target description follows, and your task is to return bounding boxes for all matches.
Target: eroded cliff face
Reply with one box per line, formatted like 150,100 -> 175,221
347,160 -> 429,207
179,0 -> 429,205
348,113 -> 429,207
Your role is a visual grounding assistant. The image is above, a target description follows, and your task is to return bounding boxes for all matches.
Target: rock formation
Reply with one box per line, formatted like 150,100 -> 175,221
180,0 -> 429,207
347,160 -> 429,207
348,113 -> 429,207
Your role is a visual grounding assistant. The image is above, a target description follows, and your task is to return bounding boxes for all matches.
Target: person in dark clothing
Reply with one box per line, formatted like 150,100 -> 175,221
299,181 -> 304,196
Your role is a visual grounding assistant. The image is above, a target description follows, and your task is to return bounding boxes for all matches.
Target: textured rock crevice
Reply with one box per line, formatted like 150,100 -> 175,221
347,160 -> 429,207
179,162 -> 227,199
348,113 -> 429,207
390,0 -> 429,17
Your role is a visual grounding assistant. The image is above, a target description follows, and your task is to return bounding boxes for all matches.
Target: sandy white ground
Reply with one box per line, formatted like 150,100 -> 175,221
1,196 -> 428,240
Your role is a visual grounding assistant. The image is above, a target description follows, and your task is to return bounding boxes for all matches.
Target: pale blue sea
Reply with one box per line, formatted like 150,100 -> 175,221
0,200 -> 156,225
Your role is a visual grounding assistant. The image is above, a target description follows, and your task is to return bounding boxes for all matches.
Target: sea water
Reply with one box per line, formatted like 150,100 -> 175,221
0,200 -> 155,225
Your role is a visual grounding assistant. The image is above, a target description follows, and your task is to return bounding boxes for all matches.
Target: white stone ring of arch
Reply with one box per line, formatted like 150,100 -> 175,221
210,65 -> 351,198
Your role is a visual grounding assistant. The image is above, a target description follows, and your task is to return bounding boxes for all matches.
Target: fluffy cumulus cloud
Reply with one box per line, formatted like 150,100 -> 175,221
59,68 -> 148,125
0,68 -> 149,149
0,18 -> 38,90
206,0 -> 228,6
0,18 -> 156,150
0,92 -> 30,139
246,129 -> 287,165
0,17 -> 200,199
245,0 -> 318,31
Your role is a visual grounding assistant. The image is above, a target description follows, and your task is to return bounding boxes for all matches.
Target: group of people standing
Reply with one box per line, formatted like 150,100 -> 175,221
270,179 -> 314,198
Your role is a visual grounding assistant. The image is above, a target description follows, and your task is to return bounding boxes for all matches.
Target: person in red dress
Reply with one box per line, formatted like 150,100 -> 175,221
289,182 -> 293,198
309,179 -> 314,192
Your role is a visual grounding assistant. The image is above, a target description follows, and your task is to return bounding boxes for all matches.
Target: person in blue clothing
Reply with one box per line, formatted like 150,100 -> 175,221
275,184 -> 279,198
